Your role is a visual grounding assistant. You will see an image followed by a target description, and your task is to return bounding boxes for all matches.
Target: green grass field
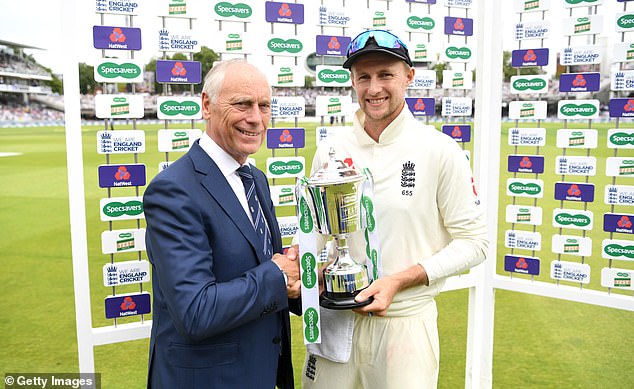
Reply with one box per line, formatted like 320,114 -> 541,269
1,121 -> 633,388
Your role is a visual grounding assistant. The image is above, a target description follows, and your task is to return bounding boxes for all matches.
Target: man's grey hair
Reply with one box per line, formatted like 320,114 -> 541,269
202,59 -> 271,103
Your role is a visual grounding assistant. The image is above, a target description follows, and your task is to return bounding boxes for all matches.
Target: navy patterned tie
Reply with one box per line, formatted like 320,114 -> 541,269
236,165 -> 273,258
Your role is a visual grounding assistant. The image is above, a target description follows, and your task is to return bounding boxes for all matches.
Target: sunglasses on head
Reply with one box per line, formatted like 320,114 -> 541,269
346,30 -> 409,56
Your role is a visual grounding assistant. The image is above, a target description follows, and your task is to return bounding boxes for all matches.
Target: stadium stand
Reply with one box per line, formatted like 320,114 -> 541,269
0,39 -> 64,125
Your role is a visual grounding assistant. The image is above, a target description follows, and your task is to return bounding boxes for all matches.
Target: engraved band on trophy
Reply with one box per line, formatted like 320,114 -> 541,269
296,148 -> 373,309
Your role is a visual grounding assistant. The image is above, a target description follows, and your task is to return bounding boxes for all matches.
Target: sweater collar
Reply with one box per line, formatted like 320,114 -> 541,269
353,104 -> 411,145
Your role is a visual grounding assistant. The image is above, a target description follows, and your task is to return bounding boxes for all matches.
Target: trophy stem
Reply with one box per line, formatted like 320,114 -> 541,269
334,234 -> 350,258
320,234 -> 373,310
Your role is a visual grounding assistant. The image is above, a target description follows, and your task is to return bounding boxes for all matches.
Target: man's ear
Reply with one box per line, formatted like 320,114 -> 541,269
406,65 -> 415,85
201,91 -> 212,120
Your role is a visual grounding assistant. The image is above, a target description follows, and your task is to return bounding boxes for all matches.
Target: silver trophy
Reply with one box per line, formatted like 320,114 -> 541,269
297,148 -> 373,309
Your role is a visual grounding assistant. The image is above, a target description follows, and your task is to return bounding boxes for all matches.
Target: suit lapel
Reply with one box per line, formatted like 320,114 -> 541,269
189,143 -> 265,262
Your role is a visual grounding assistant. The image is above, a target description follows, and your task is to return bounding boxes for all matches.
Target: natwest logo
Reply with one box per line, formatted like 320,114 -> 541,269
93,25 -> 141,50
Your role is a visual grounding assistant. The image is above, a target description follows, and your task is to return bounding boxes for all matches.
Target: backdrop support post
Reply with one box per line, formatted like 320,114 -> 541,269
468,0 -> 504,387
62,0 -> 95,374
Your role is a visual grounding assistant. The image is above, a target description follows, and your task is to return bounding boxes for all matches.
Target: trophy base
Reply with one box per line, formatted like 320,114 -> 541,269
319,294 -> 373,310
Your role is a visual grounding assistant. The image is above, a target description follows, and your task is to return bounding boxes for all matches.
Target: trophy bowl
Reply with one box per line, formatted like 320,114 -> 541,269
300,149 -> 373,310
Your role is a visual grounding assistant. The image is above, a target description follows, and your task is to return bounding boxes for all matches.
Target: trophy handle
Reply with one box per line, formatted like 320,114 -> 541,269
295,176 -> 308,203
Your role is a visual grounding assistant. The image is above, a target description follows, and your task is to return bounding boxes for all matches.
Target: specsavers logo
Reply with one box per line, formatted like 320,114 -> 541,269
268,38 -> 303,53
159,100 -> 200,116
617,14 -> 634,29
268,160 -> 303,175
566,0 -> 601,4
508,182 -> 542,195
214,2 -> 252,18
513,78 -> 547,91
407,16 -> 435,31
97,62 -> 141,79
554,212 -> 591,227
317,68 -> 350,84
361,195 -> 376,232
559,103 -> 598,117
299,197 -> 313,233
301,252 -> 317,288
604,243 -> 634,259
609,132 -> 634,146
103,200 -> 143,218
445,46 -> 471,60
303,307 -> 319,343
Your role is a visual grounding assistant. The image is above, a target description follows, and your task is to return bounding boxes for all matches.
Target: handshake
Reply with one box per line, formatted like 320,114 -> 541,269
272,245 -> 301,299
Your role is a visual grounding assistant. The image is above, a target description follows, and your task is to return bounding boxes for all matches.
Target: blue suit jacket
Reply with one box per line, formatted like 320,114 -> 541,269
143,141 -> 298,389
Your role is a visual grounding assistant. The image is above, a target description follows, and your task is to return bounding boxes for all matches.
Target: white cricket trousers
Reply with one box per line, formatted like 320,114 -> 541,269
302,300 -> 439,389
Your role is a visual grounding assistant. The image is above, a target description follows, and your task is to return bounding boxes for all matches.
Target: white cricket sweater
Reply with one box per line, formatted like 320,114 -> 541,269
312,106 -> 488,315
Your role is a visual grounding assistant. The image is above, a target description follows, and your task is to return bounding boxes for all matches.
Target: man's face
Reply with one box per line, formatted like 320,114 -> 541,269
351,53 -> 414,128
202,63 -> 271,164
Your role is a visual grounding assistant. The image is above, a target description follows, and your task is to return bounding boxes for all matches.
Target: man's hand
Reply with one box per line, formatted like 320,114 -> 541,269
353,264 -> 429,317
273,245 -> 301,299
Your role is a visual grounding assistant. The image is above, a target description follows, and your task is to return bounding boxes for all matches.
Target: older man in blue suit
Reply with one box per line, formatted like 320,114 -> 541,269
143,59 -> 301,389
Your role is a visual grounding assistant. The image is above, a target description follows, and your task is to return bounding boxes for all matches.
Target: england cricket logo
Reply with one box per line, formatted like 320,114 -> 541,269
401,161 -> 415,196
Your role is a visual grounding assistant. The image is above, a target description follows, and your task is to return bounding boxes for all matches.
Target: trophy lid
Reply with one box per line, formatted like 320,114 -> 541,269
308,148 -> 364,186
